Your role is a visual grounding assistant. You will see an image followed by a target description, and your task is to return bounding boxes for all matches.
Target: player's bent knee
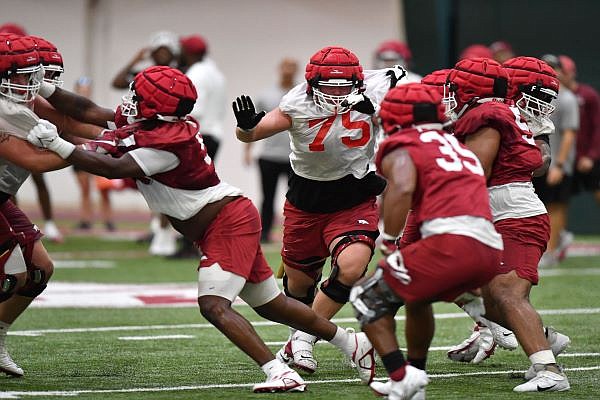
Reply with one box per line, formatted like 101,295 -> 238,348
0,272 -> 26,303
283,274 -> 318,305
349,268 -> 404,326
320,277 -> 352,304
16,268 -> 48,298
198,295 -> 232,322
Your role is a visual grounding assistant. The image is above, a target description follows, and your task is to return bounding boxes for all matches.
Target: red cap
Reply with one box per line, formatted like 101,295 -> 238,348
458,44 -> 493,61
559,55 -> 576,76
180,35 -> 207,55
0,23 -> 27,36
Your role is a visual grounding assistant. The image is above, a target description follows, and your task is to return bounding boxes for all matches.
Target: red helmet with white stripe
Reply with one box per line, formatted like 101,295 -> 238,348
29,36 -> 64,87
0,34 -> 42,103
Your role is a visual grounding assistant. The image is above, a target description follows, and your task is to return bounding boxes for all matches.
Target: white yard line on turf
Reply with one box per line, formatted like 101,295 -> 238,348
10,307 -> 600,337
1,366 -> 599,398
118,335 -> 195,341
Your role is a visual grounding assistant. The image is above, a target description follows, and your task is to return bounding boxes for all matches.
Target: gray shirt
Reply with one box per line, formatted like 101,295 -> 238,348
255,85 -> 291,163
550,88 -> 579,175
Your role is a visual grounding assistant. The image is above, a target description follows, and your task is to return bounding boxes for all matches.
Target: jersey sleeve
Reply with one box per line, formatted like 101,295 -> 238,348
375,134 -> 415,175
279,83 -> 310,118
364,69 -> 394,105
127,147 -> 180,176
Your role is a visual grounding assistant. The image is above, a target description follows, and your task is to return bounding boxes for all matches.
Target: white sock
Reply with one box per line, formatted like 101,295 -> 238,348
529,350 -> 556,365
328,327 -> 350,350
0,321 -> 10,342
261,359 -> 285,377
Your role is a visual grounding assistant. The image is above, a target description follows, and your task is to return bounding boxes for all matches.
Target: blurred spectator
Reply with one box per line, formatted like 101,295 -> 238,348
559,55 -> 600,205
458,44 -> 493,61
72,77 -> 116,231
489,41 -> 515,64
180,34 -> 226,160
373,39 -> 422,82
243,58 -> 297,243
534,54 -> 580,267
112,30 -> 180,89
0,23 -> 63,242
111,31 -> 181,254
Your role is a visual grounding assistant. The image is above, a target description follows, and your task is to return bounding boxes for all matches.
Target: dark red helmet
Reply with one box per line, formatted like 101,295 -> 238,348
380,83 -> 447,134
421,69 -> 451,95
121,66 -> 197,119
0,34 -> 42,102
29,36 -> 64,87
444,58 -> 508,116
375,40 -> 412,64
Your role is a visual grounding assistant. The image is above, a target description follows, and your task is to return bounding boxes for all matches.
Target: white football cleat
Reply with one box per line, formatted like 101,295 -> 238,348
275,333 -> 317,374
370,366 -> 428,400
514,364 -> 570,392
447,325 -> 496,363
345,328 -> 376,384
149,226 -> 176,256
0,338 -> 23,377
253,368 -> 306,393
524,327 -> 571,380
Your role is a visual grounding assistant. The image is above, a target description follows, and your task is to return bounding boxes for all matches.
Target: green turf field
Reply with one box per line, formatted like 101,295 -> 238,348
1,235 -> 599,399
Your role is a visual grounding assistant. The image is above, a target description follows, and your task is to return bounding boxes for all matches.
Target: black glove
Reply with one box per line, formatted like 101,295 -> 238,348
340,93 -> 376,115
232,95 -> 266,131
386,65 -> 407,89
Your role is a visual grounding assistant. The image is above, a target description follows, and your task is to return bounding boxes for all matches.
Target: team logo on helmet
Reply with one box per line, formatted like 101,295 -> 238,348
121,66 -> 197,120
305,46 -> 364,114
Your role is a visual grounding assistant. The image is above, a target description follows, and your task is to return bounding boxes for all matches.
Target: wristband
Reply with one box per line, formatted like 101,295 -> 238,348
50,137 -> 76,159
38,81 -> 56,98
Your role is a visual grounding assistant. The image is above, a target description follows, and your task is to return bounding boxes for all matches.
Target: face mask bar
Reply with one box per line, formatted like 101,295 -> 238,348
0,65 -> 43,103
312,79 -> 358,114
120,87 -> 139,117
43,64 -> 64,87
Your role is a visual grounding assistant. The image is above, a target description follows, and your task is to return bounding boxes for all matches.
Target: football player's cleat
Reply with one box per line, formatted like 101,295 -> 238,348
524,327 -> 571,380
0,336 -> 23,377
447,324 -> 496,363
149,226 -> 176,256
275,333 -> 317,374
344,328 -> 376,384
370,365 -> 428,400
252,368 -> 306,393
43,220 -> 64,243
514,364 -> 570,392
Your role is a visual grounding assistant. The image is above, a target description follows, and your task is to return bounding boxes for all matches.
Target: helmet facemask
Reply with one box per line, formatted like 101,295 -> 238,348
43,64 -> 64,87
312,79 -> 359,114
120,83 -> 140,117
516,84 -> 557,135
442,82 -> 459,119
0,65 -> 43,103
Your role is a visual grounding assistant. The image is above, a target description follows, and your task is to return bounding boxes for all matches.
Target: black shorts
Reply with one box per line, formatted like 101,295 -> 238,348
532,174 -> 574,204
572,161 -> 600,194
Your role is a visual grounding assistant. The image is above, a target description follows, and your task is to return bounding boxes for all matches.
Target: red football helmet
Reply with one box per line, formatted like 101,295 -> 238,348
503,56 -> 558,124
29,36 -> 64,87
421,69 -> 456,120
121,66 -> 197,119
305,46 -> 364,114
458,44 -> 493,61
374,40 -> 412,68
0,34 -> 42,103
379,82 -> 447,134
444,58 -> 508,117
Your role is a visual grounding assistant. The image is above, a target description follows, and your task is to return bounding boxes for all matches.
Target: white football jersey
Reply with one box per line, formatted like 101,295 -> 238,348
0,114 -> 32,195
279,69 -> 395,181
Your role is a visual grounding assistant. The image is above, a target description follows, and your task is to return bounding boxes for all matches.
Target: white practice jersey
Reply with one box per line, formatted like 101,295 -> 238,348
279,69 -> 396,181
0,114 -> 32,195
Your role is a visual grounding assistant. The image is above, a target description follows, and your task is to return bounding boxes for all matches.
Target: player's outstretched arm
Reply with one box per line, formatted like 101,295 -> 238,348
38,82 -> 115,129
233,95 -> 291,142
0,132 -> 67,173
464,127 -> 501,180
35,97 -> 104,140
380,148 -> 416,237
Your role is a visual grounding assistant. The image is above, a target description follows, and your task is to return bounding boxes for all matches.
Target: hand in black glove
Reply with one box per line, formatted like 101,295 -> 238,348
386,65 -> 407,89
340,93 -> 376,115
232,95 -> 266,131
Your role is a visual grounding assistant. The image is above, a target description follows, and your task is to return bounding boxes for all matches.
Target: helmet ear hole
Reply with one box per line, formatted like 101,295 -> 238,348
176,98 -> 195,116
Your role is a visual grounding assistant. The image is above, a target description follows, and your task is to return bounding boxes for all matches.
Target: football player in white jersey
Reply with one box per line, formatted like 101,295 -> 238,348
29,65 -> 377,392
0,33 -> 103,377
234,46 -> 406,374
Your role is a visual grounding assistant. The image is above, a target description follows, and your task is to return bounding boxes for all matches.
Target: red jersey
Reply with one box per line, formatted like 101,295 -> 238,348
93,117 -> 220,190
376,125 -> 492,226
453,101 -> 542,187
575,84 -> 600,161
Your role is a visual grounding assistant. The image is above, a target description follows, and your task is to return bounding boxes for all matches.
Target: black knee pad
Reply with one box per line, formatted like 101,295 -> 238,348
283,274 -> 320,305
16,268 -> 47,298
0,274 -> 18,303
349,268 -> 404,326
320,277 -> 352,304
